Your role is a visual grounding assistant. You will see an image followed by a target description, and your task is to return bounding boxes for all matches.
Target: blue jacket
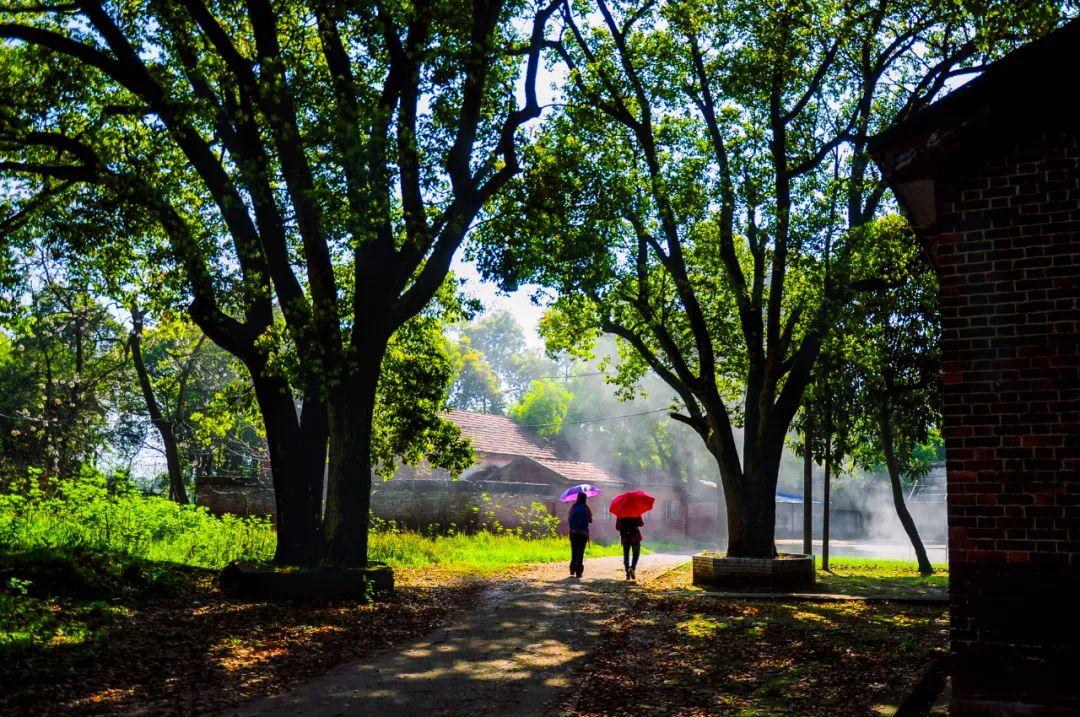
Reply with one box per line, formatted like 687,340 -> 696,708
568,503 -> 592,534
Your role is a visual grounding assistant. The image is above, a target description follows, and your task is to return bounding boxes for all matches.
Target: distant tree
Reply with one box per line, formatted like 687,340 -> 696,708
460,311 -> 559,402
0,272 -> 128,487
799,345 -> 858,571
127,306 -> 205,504
447,336 -> 506,414
509,379 -> 572,438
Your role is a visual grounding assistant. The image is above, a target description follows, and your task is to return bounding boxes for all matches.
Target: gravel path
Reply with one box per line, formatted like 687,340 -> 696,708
225,552 -> 690,717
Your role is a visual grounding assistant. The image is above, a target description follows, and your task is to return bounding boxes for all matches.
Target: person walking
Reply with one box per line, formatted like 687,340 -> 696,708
616,514 -> 644,580
568,492 -> 592,578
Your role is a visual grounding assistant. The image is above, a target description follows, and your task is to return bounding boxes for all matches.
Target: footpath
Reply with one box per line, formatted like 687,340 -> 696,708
225,552 -> 690,717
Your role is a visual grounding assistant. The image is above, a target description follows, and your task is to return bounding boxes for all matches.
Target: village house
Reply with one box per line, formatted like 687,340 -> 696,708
196,408 -> 722,542
375,409 -> 716,542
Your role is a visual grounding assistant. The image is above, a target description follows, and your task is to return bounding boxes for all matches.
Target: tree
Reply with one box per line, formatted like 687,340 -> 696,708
509,379 -> 572,438
459,310 -> 559,402
0,0 -> 558,566
447,336 -> 506,414
845,216 -> 940,576
0,270 -> 129,487
799,345 -> 857,571
476,0 -> 1058,556
127,306 -> 205,504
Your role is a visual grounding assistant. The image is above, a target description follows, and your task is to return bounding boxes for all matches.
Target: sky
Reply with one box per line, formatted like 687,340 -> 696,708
451,253 -> 547,348
447,32 -> 568,350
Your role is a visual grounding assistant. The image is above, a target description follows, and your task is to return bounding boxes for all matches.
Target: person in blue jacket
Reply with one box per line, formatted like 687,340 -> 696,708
567,492 -> 592,578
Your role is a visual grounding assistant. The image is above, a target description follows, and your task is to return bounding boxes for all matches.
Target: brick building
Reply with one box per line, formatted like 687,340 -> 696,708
871,19 -> 1080,715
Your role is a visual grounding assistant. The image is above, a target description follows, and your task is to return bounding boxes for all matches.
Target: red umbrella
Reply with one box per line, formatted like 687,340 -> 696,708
608,490 -> 655,518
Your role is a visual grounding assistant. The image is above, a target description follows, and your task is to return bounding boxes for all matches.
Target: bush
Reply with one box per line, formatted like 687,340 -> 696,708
0,473 -> 274,569
0,472 -> 625,573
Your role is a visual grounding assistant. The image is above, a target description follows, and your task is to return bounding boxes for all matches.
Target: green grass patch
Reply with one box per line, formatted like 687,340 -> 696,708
369,529 -> 628,572
651,555 -> 948,599
0,478 -> 275,569
1,476 -> 636,577
820,557 -> 948,597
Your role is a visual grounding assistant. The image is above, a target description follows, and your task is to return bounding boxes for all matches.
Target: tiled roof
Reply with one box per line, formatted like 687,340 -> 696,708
445,410 -> 622,485
446,409 -> 561,460
531,458 -> 622,485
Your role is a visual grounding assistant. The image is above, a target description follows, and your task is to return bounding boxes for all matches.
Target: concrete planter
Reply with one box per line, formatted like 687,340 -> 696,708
220,561 -> 394,602
692,552 -> 815,589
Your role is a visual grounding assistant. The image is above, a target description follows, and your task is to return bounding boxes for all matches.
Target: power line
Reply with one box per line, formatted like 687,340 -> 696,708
525,371 -> 605,381
520,407 -> 669,428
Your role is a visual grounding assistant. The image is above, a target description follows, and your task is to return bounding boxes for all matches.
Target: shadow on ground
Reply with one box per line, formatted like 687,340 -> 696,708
226,553 -> 689,717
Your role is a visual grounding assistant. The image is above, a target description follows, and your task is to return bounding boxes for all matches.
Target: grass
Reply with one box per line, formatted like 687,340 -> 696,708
566,592 -> 949,716
819,557 -> 948,598
650,556 -> 949,599
0,479 -> 275,570
1,477 -> 631,574
370,530 -> 628,572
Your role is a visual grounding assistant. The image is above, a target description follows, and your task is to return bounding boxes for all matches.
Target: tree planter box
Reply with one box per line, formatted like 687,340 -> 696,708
692,552 -> 815,589
220,561 -> 394,602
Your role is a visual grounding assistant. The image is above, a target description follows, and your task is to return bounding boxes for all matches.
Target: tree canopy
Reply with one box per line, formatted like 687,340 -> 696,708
475,0 -> 1061,556
0,0 -> 559,565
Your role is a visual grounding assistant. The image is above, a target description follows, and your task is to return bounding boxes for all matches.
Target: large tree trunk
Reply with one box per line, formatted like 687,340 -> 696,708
322,346 -> 385,568
252,372 -> 325,566
129,310 -> 188,504
721,479 -> 781,557
715,483 -> 727,543
298,396 -> 328,551
879,401 -> 933,576
716,437 -> 780,558
802,422 -> 814,555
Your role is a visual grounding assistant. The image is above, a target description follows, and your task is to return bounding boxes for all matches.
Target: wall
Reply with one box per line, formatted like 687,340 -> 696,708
925,128 -> 1079,713
195,477 -> 275,517
370,479 -> 555,533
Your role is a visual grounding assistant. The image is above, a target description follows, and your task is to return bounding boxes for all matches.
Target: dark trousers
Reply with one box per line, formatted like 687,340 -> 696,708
569,532 -> 588,573
622,542 -> 640,570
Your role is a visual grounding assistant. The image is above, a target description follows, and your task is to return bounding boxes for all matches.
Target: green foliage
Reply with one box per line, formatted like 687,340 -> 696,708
508,379 -> 573,437
373,310 -> 475,479
0,278 -> 130,487
446,310 -> 566,412
511,501 -> 562,540
446,335 -> 506,414
0,473 -> 275,569
843,216 -> 943,484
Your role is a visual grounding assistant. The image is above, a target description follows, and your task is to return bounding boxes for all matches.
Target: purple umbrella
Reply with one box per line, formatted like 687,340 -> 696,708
559,484 -> 602,502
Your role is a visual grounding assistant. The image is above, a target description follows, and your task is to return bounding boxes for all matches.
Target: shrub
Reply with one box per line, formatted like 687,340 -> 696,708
0,473 -> 274,569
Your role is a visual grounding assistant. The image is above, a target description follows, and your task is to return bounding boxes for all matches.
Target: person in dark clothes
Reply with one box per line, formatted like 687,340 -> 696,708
616,515 -> 644,580
567,492 -> 592,578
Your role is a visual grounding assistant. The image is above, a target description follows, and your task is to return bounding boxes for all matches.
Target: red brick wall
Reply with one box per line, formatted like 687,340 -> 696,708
923,129 -> 1080,712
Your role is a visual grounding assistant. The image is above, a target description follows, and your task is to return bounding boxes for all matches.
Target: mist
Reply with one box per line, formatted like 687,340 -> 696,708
553,338 -> 946,556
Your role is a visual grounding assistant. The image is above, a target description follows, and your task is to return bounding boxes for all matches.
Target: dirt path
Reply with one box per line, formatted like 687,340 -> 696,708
225,552 -> 690,717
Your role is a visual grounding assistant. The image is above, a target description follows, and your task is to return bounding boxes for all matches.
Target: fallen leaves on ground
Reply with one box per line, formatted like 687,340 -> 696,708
1,564 -> 491,716
562,591 -> 947,717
